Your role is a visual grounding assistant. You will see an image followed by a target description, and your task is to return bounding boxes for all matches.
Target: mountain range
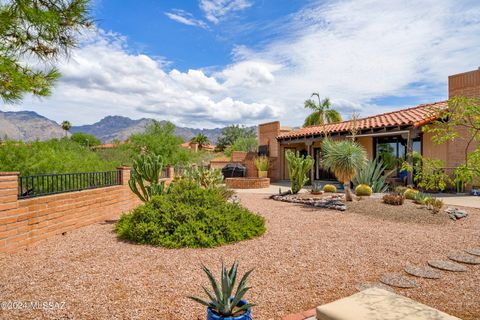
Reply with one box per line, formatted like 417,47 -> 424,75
0,110 -> 230,143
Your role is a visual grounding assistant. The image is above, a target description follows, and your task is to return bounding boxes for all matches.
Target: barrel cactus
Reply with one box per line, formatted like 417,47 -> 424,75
355,184 -> 372,196
404,188 -> 418,200
323,184 -> 337,193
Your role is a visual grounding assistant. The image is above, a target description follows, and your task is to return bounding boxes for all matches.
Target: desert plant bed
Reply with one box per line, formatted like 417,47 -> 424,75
348,197 -> 452,225
0,194 -> 478,320
271,193 -> 346,211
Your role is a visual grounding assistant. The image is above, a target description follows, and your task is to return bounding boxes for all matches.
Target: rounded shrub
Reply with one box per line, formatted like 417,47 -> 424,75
323,184 -> 337,193
355,184 -> 373,196
404,188 -> 419,200
116,180 -> 266,248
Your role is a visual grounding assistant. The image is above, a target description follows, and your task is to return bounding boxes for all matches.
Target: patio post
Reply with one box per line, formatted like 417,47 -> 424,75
406,130 -> 414,185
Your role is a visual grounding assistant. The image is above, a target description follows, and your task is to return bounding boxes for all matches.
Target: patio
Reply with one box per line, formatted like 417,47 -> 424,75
0,192 -> 478,320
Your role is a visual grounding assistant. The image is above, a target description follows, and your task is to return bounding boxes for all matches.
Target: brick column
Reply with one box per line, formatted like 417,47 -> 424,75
117,167 -> 131,186
166,166 -> 175,179
0,172 -> 20,251
0,172 -> 19,211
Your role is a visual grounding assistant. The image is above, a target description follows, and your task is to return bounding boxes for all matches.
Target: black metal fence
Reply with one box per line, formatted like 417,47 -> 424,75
18,170 -> 121,199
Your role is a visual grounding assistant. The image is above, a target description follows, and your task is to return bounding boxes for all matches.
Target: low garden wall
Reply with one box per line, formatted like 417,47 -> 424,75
225,177 -> 270,189
0,167 -> 150,253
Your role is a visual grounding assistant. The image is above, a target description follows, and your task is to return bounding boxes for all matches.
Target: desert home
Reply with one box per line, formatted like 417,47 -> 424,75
258,68 -> 480,187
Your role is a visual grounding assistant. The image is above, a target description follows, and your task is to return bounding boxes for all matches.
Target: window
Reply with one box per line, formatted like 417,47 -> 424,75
375,136 -> 421,170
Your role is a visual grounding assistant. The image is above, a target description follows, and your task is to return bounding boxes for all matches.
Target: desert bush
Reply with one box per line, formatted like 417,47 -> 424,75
355,184 -> 373,196
383,193 -> 405,205
116,180 -> 265,248
353,157 -> 393,193
413,192 -> 430,205
70,132 -> 101,147
425,197 -> 444,213
184,166 -> 224,188
0,139 -> 118,175
404,188 -> 419,200
323,184 -> 337,193
395,186 -> 408,194
254,156 -> 269,171
285,150 -> 314,194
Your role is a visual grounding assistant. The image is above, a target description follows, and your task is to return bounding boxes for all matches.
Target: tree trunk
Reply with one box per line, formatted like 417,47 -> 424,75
344,183 -> 353,201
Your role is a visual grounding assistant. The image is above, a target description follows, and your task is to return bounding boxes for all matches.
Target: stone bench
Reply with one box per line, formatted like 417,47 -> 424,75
316,288 -> 460,320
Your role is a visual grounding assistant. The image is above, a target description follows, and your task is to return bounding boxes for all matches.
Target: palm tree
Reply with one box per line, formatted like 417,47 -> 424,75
61,120 -> 71,138
321,138 -> 367,201
191,133 -> 209,149
303,93 -> 342,127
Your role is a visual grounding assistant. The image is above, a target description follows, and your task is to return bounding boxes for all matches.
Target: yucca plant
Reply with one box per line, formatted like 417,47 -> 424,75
321,138 -> 367,201
285,150 -> 314,194
128,153 -> 169,202
353,157 -> 393,193
189,261 -> 254,319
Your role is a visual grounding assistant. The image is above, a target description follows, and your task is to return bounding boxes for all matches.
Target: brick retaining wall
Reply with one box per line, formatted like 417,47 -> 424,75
225,177 -> 270,189
0,167 -> 143,253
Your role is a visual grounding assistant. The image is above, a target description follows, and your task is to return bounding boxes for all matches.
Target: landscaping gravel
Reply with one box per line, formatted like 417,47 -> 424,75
0,193 -> 479,320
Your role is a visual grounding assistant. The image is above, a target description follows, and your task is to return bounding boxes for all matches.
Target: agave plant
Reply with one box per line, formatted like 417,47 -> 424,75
353,157 -> 393,193
189,261 -> 254,318
128,153 -> 169,202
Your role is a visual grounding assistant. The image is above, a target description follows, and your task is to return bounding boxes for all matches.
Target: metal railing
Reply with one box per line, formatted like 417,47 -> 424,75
18,170 -> 121,199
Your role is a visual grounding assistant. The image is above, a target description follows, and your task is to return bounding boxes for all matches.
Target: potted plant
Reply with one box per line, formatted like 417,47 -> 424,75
254,156 -> 269,178
311,183 -> 323,195
189,261 -> 255,320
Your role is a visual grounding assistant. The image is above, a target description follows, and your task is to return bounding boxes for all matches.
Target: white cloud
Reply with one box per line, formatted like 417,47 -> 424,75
220,0 -> 480,125
3,0 -> 480,129
199,0 -> 253,24
164,10 -> 208,29
7,28 -> 276,127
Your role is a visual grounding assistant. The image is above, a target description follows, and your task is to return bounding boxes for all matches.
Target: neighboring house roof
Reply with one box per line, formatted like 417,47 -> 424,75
277,101 -> 448,140
94,143 -> 116,149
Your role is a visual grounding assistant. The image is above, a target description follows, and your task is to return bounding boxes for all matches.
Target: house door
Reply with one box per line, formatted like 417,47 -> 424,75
314,147 -> 336,180
283,147 -> 296,179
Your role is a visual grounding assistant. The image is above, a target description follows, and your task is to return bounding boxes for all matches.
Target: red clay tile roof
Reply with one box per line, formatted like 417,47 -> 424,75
277,101 -> 448,139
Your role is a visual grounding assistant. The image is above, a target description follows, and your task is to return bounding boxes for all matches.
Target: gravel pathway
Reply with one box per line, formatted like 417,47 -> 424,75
0,193 -> 479,320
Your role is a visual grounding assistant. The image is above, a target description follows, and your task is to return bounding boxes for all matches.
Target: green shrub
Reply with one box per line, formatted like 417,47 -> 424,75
184,166 -> 224,188
425,197 -> 443,213
323,184 -> 337,193
70,132 -> 101,147
355,184 -> 372,196
413,192 -> 429,205
285,150 -> 314,194
404,188 -> 419,200
254,156 -> 269,171
395,186 -> 407,194
0,139 -> 118,175
116,180 -> 265,248
383,193 -> 404,205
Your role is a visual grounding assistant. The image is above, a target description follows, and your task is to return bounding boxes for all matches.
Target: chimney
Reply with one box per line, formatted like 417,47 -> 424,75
448,68 -> 480,98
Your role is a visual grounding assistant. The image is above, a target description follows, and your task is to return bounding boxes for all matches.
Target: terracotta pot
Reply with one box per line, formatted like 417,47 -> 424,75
258,171 -> 268,178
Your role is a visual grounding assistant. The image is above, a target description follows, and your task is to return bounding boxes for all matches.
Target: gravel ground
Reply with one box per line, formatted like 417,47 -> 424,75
0,193 -> 479,320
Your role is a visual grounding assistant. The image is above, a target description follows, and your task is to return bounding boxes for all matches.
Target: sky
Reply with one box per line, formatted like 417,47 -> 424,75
3,0 -> 480,128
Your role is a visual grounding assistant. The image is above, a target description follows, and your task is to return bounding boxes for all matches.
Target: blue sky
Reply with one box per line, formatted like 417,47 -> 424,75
93,1 -> 306,71
4,0 -> 480,128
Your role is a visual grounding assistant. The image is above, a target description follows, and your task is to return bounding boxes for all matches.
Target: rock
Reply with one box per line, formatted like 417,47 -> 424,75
380,273 -> 418,288
448,253 -> 480,265
445,207 -> 468,220
428,260 -> 467,272
404,266 -> 441,279
465,248 -> 480,257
